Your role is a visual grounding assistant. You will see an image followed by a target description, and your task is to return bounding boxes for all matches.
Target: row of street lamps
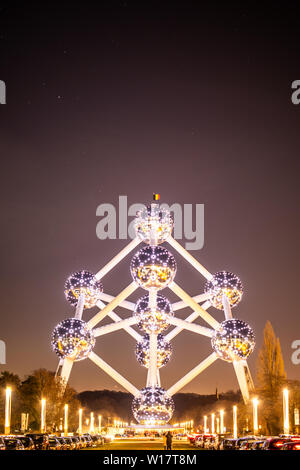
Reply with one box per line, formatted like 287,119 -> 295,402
3,387 -> 102,436
202,389 -> 291,436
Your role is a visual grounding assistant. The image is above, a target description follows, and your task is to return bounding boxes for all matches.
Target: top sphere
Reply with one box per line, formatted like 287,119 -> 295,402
135,204 -> 174,245
64,270 -> 103,309
130,246 -> 177,290
204,271 -> 243,310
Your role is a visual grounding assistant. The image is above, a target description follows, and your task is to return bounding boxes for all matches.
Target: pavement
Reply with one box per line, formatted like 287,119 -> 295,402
85,438 -> 194,451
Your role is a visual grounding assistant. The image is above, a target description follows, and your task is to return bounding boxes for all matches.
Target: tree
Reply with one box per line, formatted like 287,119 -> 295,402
0,371 -> 22,433
256,321 -> 286,434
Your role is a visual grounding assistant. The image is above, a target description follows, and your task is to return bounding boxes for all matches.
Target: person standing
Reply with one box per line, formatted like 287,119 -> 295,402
166,431 -> 173,451
163,433 -> 167,450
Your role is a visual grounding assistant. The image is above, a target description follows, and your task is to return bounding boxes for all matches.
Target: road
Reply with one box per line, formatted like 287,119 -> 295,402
85,438 -> 194,451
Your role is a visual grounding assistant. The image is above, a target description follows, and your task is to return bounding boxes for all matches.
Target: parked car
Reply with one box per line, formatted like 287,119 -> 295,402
56,436 -> 69,450
83,434 -> 93,447
4,437 -> 25,450
25,433 -> 49,450
0,437 -> 6,451
262,437 -> 291,450
251,440 -> 266,450
235,436 -> 257,449
48,437 -> 62,450
281,441 -> 300,450
195,434 -> 215,448
239,439 -> 257,450
71,436 -> 81,449
16,435 -> 35,450
79,436 -> 88,448
64,437 -> 76,450
219,438 -> 237,450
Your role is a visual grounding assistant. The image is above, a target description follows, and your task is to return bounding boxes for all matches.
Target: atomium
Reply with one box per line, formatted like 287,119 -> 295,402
132,386 -> 174,425
204,271 -> 243,310
135,334 -> 172,368
51,318 -> 95,361
64,270 -> 103,308
135,204 -> 174,245
130,246 -> 176,290
134,294 -> 173,334
211,318 -> 255,362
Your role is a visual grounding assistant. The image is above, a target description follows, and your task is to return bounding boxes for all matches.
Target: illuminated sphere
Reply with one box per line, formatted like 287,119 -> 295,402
130,246 -> 176,290
134,294 -> 173,334
204,271 -> 243,310
135,334 -> 172,368
51,318 -> 95,361
64,270 -> 103,308
211,319 -> 255,362
132,387 -> 174,425
135,204 -> 174,244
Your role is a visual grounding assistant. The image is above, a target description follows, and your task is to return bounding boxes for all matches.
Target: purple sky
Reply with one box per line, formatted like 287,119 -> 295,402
0,3 -> 299,394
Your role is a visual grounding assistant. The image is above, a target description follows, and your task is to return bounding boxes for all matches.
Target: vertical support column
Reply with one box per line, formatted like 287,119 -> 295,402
148,333 -> 158,387
75,293 -> 85,320
222,294 -> 232,320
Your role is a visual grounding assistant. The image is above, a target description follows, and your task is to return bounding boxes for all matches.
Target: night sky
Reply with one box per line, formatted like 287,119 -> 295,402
0,2 -> 299,394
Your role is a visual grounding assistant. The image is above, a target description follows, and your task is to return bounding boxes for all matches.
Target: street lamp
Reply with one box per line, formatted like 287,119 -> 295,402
283,389 -> 289,435
204,415 -> 208,433
4,387 -> 11,435
233,405 -> 238,439
90,412 -> 95,433
211,413 -> 215,434
79,408 -> 83,435
252,398 -> 259,434
41,398 -> 46,432
64,404 -> 68,436
220,410 -> 224,434
98,415 -> 102,433
216,417 -> 220,433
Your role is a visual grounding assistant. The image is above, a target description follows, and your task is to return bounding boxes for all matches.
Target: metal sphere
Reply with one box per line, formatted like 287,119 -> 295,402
132,387 -> 174,425
64,270 -> 103,308
204,271 -> 243,310
51,318 -> 95,361
130,246 -> 176,290
211,319 -> 255,362
135,334 -> 172,368
134,294 -> 173,334
135,204 -> 174,245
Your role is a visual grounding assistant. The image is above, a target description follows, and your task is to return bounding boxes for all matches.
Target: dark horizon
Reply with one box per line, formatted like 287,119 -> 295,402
0,3 -> 299,395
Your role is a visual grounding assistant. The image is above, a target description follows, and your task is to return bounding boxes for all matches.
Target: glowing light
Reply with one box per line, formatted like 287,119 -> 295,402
135,334 -> 172,368
211,318 -> 255,362
98,415 -> 102,433
52,318 -> 95,361
252,398 -> 259,434
130,246 -> 176,291
64,404 -> 68,436
216,417 -> 220,433
283,389 -> 289,434
79,408 -> 83,434
65,270 -> 103,308
220,409 -> 224,434
135,204 -> 174,245
211,413 -> 215,434
90,412 -> 95,433
205,271 -> 243,310
134,294 -> 173,334
233,405 -> 238,439
5,387 -> 11,435
204,415 -> 208,433
41,398 -> 46,432
132,386 -> 174,425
